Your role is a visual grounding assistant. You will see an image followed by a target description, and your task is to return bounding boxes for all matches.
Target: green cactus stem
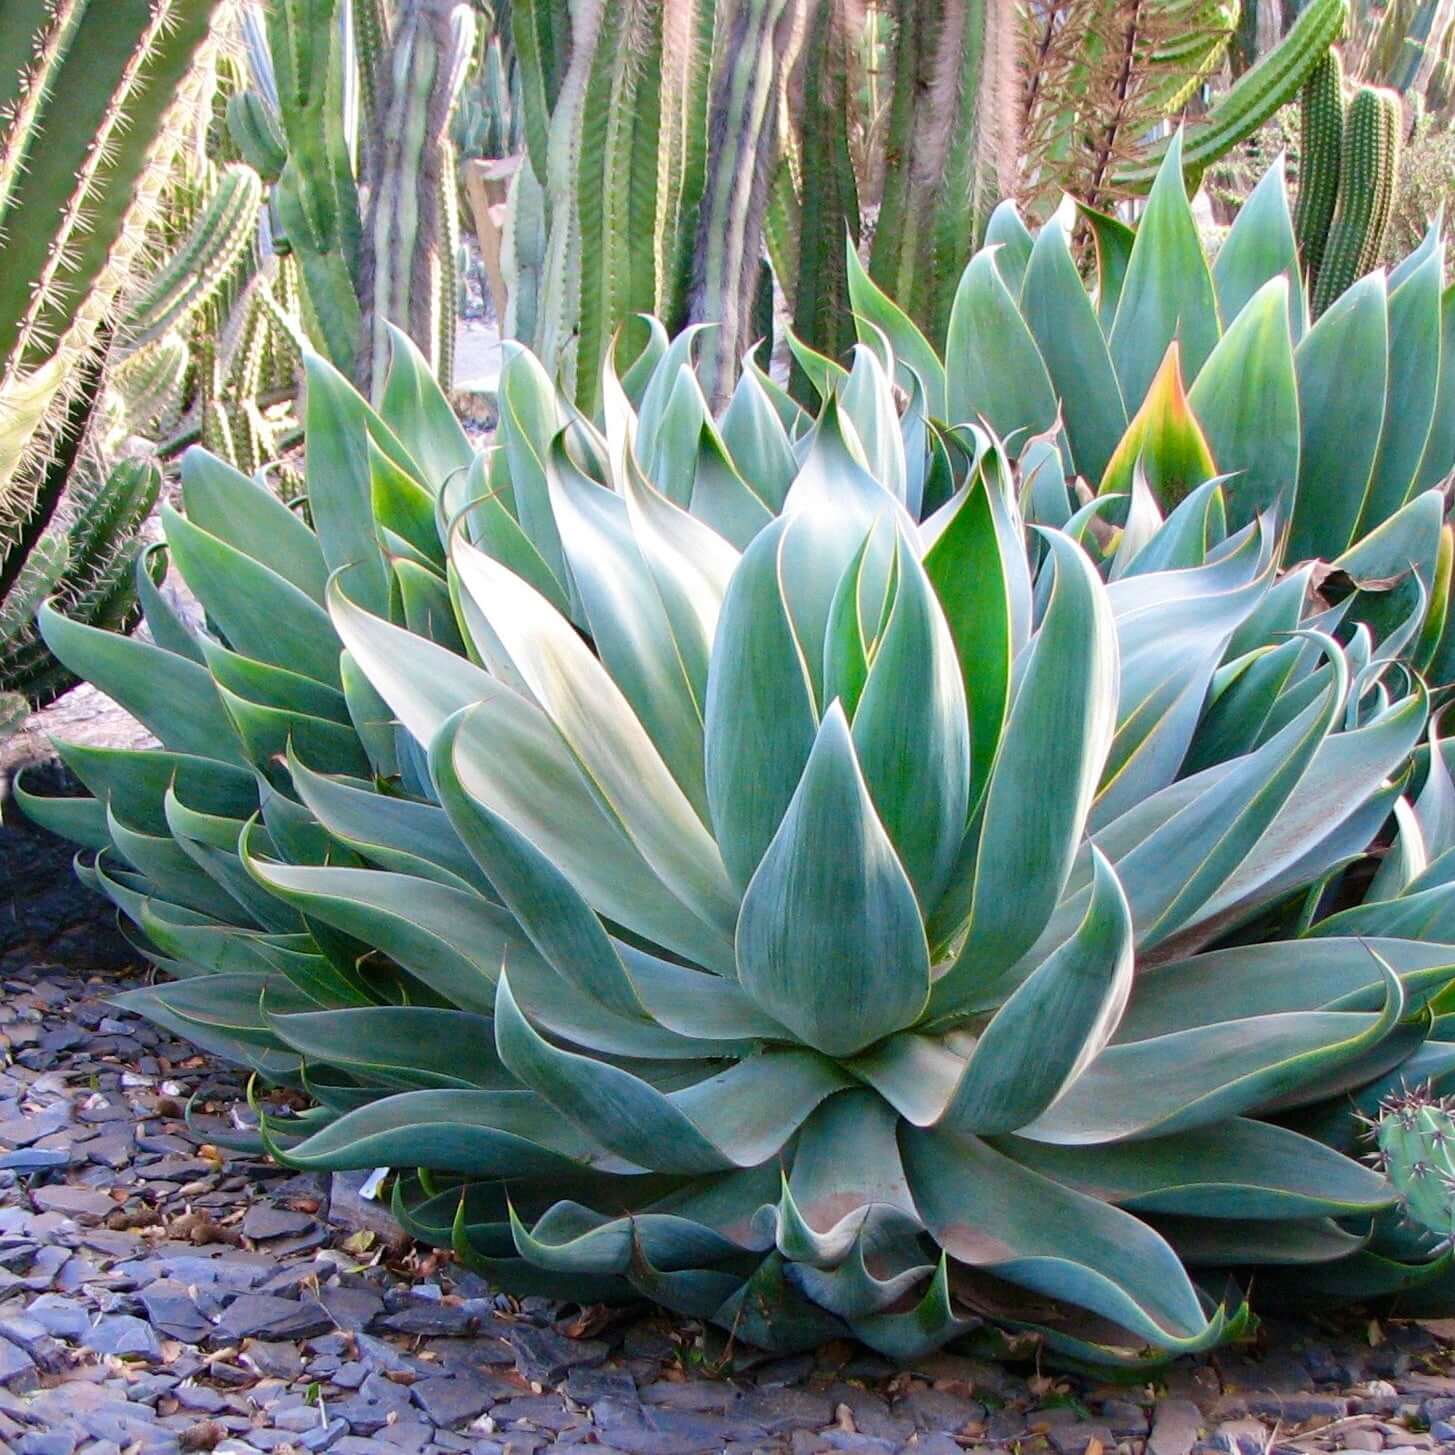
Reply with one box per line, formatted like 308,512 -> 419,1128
269,0 -> 365,377
1110,0 -> 1347,193
358,0 -> 475,400
1295,51 -> 1344,295
870,0 -> 1019,346
1375,1087 -> 1455,1246
1311,85 -> 1402,317
227,90 -> 289,182
122,164 -> 263,353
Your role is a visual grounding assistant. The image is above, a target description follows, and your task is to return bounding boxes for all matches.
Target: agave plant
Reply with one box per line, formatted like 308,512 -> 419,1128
22,145 -> 1455,1367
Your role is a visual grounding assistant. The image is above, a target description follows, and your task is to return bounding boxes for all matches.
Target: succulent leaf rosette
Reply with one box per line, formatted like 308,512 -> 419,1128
24,144 -> 1455,1368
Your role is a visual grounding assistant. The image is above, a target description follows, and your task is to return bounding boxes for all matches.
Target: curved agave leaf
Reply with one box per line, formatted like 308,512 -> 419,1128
937,850 -> 1132,1134
901,1124 -> 1222,1351
736,703 -> 930,1058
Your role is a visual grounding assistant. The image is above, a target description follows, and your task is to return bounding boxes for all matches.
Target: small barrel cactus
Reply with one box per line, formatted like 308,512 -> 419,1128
1375,1088 -> 1455,1246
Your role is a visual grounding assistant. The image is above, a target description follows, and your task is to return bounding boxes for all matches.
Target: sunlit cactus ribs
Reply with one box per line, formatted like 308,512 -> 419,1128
0,0 -> 228,728
22,143 -> 1455,1367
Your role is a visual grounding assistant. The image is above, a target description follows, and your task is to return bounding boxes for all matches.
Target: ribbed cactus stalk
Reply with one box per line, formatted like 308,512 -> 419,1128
359,0 -> 476,400
689,0 -> 803,406
0,0 -> 224,724
1109,0 -> 1347,193
0,457 -> 161,712
269,0 -> 365,377
1311,85 -> 1403,317
1295,51 -> 1344,296
122,164 -> 264,353
227,90 -> 289,182
0,0 -> 222,532
1375,1087 -> 1455,1247
870,0 -> 1019,346
526,0 -> 721,413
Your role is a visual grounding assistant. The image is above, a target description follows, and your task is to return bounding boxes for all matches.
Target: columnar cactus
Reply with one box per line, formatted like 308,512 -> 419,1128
358,0 -> 476,398
0,0 -> 226,728
1295,51 -> 1344,293
1311,84 -> 1403,316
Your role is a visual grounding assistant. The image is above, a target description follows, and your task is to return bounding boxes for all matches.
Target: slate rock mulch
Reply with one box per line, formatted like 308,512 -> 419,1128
3,959 -> 1455,1455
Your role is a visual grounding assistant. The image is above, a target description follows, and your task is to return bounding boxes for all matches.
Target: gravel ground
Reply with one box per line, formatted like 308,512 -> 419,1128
3,960 -> 1455,1455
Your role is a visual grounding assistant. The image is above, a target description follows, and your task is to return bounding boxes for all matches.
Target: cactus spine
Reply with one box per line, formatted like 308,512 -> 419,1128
1311,85 -> 1403,317
1295,51 -> 1344,296
1375,1087 -> 1455,1247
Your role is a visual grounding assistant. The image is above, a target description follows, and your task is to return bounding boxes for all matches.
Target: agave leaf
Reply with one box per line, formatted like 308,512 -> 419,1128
930,532 -> 1117,987
1019,218 -> 1127,484
104,808 -> 249,925
1023,961 -> 1406,1143
495,973 -> 847,1173
268,1006 -> 511,1090
1186,278 -> 1299,525
1414,284 -> 1455,493
1157,1216 -> 1368,1265
646,369 -> 710,509
372,440 -> 445,568
286,749 -> 492,896
451,536 -> 737,935
199,639 -> 351,724
12,775 -> 109,849
618,454 -> 738,712
442,702 -> 736,974
1003,1118 -> 1391,1219
705,518 -> 820,892
377,325 -> 474,495
431,709 -> 647,1020
161,506 -> 340,692
944,251 -> 1059,444
1358,249 -> 1444,539
1117,938 -> 1455,1039
243,858 -> 533,1016
840,345 -> 908,507
304,354 -> 392,617
789,1218 -> 935,1319
845,243 -> 946,416
777,1091 -> 919,1266
719,365 -> 799,513
496,343 -> 570,593
1077,202 -> 1136,332
1109,132 -> 1220,407
736,703 -> 930,1058
901,1125 -> 1220,1349
939,850 -> 1133,1135
1287,274 -> 1389,561
39,604 -> 241,766
179,448 -> 329,605
544,439 -> 708,812
53,742 -> 257,834
1210,157 -> 1303,339
1099,345 -> 1216,506
851,533 -> 970,910
920,479 -> 1012,807
270,1088 -> 616,1176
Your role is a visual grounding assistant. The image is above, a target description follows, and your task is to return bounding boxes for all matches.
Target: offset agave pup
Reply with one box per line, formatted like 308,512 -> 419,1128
23,144 -> 1455,1368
